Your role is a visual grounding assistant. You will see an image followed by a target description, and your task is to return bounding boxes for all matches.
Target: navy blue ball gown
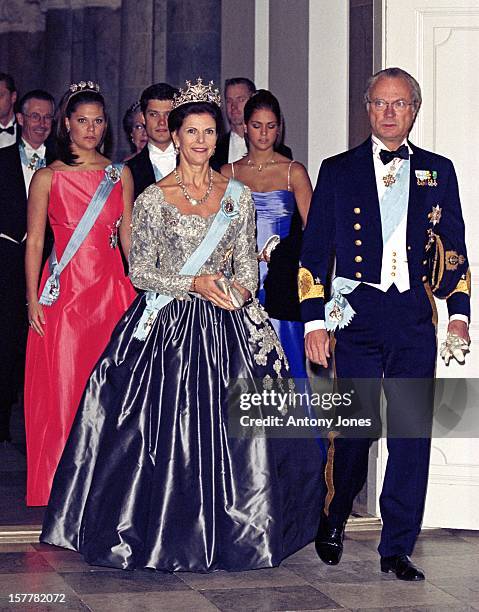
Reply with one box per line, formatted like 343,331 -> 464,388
41,180 -> 324,572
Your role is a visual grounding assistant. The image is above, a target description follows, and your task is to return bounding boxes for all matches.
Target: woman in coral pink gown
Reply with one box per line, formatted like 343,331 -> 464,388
24,83 -> 137,506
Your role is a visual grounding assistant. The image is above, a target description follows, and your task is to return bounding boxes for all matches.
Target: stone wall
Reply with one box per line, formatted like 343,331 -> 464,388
0,0 -> 221,159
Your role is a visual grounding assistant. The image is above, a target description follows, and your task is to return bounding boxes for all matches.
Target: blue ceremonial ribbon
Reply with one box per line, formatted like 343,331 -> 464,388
325,276 -> 360,332
152,164 -> 163,181
19,142 -> 46,171
133,179 -> 244,341
380,160 -> 410,243
39,163 -> 124,306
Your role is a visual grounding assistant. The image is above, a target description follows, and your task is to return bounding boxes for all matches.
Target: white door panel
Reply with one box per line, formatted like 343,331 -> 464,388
377,0 -> 479,529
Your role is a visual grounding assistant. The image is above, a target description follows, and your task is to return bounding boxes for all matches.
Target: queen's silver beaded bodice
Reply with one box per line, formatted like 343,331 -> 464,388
129,183 -> 258,299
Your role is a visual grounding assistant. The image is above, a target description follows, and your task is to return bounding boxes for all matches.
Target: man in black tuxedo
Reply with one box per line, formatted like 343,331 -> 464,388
211,77 -> 292,170
0,89 -> 55,442
0,72 -> 18,148
127,82 -> 179,199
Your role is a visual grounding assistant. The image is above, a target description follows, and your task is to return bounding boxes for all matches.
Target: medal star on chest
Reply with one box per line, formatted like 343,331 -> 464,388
429,204 -> 442,226
382,157 -> 400,188
383,172 -> 396,187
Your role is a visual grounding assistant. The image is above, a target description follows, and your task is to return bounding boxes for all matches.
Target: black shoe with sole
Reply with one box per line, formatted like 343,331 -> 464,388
380,554 -> 425,581
314,516 -> 346,566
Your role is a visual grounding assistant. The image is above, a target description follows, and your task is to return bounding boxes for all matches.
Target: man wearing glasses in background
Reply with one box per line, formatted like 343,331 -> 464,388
0,89 -> 55,443
300,67 -> 470,581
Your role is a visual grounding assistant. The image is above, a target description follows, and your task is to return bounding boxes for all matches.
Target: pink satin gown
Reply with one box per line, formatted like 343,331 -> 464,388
24,170 -> 137,506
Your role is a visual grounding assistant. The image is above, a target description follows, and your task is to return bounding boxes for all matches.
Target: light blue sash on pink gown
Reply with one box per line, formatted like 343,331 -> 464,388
39,164 -> 124,306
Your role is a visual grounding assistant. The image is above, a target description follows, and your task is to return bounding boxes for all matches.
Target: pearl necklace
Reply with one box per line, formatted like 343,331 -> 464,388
247,157 -> 276,172
174,167 -> 214,206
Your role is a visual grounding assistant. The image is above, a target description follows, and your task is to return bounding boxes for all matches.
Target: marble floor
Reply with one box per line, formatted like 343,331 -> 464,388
0,529 -> 479,611
2,405 -> 479,611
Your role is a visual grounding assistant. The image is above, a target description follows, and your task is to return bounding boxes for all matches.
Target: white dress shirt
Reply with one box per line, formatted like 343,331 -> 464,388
228,131 -> 247,163
0,116 -> 17,148
365,135 -> 412,294
148,142 -> 176,179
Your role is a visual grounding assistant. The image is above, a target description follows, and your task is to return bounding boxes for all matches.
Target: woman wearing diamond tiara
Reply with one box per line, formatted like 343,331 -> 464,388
41,78 -> 324,572
24,82 -> 137,506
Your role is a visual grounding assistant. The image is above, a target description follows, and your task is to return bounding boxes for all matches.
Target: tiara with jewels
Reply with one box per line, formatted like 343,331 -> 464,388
68,80 -> 100,95
172,77 -> 221,110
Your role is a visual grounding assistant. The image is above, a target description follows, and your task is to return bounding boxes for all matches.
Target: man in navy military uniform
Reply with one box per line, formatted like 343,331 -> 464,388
300,67 -> 470,581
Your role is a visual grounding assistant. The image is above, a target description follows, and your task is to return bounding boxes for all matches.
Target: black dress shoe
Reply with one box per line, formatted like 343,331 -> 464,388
380,554 -> 425,581
314,517 -> 346,565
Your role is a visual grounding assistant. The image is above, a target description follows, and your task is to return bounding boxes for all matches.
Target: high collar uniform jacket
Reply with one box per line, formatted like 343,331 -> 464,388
299,137 -> 470,323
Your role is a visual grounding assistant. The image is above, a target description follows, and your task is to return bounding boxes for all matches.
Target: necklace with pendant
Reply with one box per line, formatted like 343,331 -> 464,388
174,167 -> 214,206
382,157 -> 398,188
247,157 -> 276,172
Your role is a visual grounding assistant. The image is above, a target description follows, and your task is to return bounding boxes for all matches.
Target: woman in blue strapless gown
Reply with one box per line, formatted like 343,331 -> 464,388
221,90 -> 312,379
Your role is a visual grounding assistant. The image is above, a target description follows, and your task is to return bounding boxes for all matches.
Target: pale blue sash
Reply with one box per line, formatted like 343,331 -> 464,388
152,165 -> 163,181
380,160 -> 410,243
133,179 -> 244,341
39,163 -> 124,306
325,276 -> 360,331
325,160 -> 410,331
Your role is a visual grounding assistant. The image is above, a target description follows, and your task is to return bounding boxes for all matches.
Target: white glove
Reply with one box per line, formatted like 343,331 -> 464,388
440,333 -> 470,365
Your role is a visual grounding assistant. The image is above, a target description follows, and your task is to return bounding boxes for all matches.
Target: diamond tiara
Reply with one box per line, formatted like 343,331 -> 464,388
68,81 -> 101,98
172,78 -> 221,110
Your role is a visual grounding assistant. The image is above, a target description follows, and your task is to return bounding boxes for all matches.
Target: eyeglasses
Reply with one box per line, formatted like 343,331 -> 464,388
22,112 -> 55,123
367,99 -> 415,112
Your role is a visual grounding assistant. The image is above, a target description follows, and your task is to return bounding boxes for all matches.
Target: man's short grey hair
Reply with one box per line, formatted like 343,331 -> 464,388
363,67 -> 422,111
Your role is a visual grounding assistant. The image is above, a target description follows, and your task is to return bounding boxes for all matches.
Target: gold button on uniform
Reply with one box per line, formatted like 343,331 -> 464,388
392,259 -> 396,264
423,260 -> 427,265
355,255 -> 363,263
407,246 -> 411,251
355,239 -> 362,246
355,272 -> 362,279
354,207 -> 361,214
354,223 -> 361,230
422,275 -> 427,281
392,265 -> 396,270
391,272 -> 396,277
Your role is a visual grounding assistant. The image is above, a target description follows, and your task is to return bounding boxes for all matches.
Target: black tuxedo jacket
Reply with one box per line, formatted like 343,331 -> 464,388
0,142 -> 55,244
127,146 -> 156,200
210,132 -> 293,171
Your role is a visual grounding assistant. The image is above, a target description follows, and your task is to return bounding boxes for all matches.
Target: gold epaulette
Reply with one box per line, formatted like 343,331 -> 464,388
447,269 -> 471,298
298,267 -> 324,302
